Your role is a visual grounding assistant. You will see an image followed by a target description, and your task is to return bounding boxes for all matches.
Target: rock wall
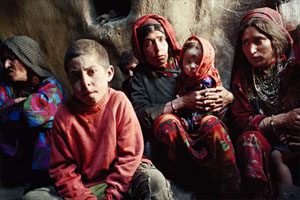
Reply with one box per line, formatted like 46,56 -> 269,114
0,0 -> 278,91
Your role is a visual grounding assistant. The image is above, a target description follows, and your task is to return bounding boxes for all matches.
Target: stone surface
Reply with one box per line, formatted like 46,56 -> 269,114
0,0 -> 268,90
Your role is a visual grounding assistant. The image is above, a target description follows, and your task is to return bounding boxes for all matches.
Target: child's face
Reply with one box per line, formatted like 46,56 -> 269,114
67,53 -> 114,106
182,47 -> 202,77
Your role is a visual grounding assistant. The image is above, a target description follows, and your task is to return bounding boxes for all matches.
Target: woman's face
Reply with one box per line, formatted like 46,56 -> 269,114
1,49 -> 28,82
142,30 -> 169,68
242,26 -> 276,68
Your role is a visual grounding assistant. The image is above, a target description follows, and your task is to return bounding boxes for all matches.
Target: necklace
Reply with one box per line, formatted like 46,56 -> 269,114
251,61 -> 286,115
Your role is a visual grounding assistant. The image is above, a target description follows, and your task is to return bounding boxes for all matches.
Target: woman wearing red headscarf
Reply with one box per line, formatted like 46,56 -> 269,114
230,7 -> 300,199
131,14 -> 237,198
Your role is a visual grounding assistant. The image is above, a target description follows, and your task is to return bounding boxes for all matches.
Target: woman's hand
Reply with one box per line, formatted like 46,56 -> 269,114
286,135 -> 300,151
275,108 -> 300,150
201,86 -> 233,112
179,89 -> 209,111
177,86 -> 233,112
284,108 -> 300,134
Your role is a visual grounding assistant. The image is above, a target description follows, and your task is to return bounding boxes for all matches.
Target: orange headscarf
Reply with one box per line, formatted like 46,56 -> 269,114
179,35 -> 221,84
178,35 -> 221,95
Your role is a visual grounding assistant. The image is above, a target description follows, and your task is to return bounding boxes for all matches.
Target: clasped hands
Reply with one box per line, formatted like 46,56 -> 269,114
182,86 -> 233,113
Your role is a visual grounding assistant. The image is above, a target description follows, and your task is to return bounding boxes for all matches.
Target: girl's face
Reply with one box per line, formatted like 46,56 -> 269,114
242,26 -> 276,68
182,46 -> 202,77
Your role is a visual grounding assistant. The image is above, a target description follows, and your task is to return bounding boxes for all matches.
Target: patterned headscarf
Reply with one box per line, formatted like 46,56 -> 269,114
2,36 -> 52,77
131,14 -> 181,65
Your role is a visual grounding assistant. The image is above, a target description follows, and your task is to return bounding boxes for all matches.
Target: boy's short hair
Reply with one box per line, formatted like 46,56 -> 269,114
64,39 -> 110,73
119,51 -> 138,73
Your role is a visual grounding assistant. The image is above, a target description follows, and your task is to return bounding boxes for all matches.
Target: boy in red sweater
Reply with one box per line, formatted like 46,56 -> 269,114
24,39 -> 173,200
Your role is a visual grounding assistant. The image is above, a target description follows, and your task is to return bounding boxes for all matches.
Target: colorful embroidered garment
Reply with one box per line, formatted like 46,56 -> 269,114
153,113 -> 241,197
0,76 -> 66,170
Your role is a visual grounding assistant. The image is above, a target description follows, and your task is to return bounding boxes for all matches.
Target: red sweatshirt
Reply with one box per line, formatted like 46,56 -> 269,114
49,88 -> 144,200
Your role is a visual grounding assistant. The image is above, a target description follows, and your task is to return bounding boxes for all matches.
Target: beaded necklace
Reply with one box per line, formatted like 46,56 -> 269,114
250,60 -> 286,115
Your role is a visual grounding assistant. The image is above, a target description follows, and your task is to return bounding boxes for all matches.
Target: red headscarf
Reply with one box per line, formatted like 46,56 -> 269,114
230,7 -> 293,83
241,7 -> 293,44
131,14 -> 181,65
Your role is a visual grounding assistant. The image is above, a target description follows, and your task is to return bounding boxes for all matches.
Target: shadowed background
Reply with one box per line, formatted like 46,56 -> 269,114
0,0 -> 281,93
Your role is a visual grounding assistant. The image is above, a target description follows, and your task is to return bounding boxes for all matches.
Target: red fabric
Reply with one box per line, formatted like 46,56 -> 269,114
230,67 -> 266,134
241,7 -> 293,44
236,131 -> 271,182
131,14 -> 181,65
49,88 -> 143,200
153,114 -> 237,166
236,130 -> 274,199
153,114 -> 240,195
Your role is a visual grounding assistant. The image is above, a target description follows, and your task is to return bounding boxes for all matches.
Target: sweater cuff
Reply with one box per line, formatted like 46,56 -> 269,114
105,187 -> 123,200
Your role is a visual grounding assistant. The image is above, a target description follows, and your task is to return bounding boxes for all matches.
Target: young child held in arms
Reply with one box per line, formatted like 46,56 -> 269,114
153,35 -> 240,197
45,39 -> 173,200
177,35 -> 224,132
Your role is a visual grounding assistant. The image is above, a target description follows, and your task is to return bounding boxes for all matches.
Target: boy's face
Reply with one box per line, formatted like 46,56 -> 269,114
182,46 -> 202,78
67,53 -> 114,106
